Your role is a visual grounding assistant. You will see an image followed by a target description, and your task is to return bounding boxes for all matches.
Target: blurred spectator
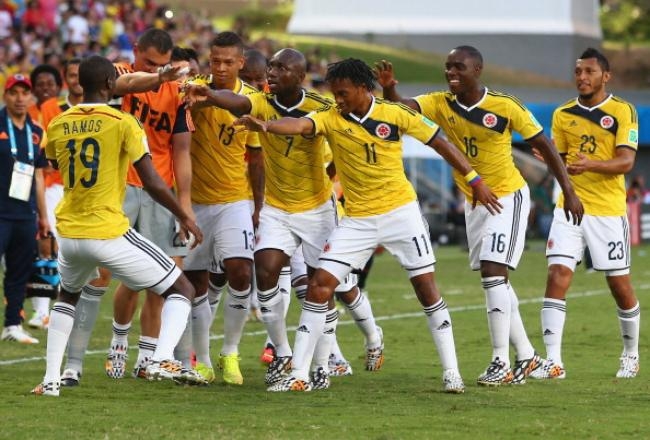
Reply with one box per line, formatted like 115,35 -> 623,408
627,175 -> 650,204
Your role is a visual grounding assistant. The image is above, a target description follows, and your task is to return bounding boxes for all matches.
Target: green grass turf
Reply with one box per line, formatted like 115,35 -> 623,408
2,240 -> 649,439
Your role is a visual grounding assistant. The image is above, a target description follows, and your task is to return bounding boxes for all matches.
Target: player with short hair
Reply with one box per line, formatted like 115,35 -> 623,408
240,48 -> 269,92
235,57 -> 503,393
531,48 -> 640,380
183,31 -> 264,385
59,29 -> 195,387
185,48 -> 383,388
31,55 -> 206,397
376,45 -> 584,386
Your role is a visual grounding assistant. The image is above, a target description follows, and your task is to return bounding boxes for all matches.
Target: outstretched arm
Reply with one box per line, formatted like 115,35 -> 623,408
134,154 -> 203,248
529,134 -> 584,225
428,134 -> 502,214
374,60 -> 419,111
114,65 -> 185,95
234,114 -> 315,137
183,84 -> 252,116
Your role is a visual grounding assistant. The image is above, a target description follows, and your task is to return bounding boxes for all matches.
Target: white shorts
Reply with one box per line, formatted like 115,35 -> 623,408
58,229 -> 181,294
319,201 -> 435,283
184,200 -> 255,272
123,185 -> 188,258
45,184 -> 63,240
465,185 -> 530,271
256,197 -> 338,268
546,209 -> 631,273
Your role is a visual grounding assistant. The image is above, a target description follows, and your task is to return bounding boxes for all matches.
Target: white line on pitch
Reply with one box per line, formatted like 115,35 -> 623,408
2,285 -> 647,366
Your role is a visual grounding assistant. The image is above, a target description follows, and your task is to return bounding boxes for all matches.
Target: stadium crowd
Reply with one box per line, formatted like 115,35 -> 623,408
0,0 -> 331,103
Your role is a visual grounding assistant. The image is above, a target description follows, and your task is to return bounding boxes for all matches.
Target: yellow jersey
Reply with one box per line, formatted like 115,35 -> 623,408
190,78 -> 261,204
45,103 -> 149,239
415,88 -> 543,199
248,89 -> 333,213
552,94 -> 638,216
307,97 -> 439,217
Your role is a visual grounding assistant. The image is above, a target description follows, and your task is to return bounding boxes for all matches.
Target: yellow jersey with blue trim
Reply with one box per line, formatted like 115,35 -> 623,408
415,88 -> 543,199
45,103 -> 149,239
552,94 -> 638,216
307,97 -> 439,217
248,89 -> 333,213
190,78 -> 261,204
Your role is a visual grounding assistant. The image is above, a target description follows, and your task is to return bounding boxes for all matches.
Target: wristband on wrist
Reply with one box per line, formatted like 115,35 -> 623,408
464,170 -> 482,187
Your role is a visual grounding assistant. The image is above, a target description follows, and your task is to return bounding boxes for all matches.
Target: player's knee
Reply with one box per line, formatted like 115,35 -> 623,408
170,274 -> 196,301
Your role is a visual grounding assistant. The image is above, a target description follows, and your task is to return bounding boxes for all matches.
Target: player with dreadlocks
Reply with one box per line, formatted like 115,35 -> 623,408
235,58 -> 502,393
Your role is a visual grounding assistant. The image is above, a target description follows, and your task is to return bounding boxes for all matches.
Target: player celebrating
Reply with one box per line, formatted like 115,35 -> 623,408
184,48 -> 384,388
376,46 -> 584,386
235,58 -> 503,393
183,31 -> 264,385
532,48 -> 640,379
32,55 -> 206,397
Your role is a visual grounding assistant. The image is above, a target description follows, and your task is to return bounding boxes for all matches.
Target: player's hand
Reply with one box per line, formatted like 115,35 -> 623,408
234,114 -> 267,132
562,190 -> 584,225
531,147 -> 546,163
471,181 -> 503,215
157,64 -> 189,83
37,217 -> 51,239
179,217 -> 203,249
182,83 -> 210,107
251,209 -> 260,229
374,60 -> 398,89
567,153 -> 590,175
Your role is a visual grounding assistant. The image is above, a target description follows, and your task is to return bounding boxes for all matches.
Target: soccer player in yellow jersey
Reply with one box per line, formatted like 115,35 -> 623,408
376,45 -> 584,386
183,31 -> 264,385
185,48 -> 384,388
31,55 -> 206,397
530,48 -> 640,380
236,58 -> 502,393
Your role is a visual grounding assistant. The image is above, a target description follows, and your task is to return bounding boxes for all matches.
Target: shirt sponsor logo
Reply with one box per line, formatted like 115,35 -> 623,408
421,116 -> 436,127
629,128 -> 638,144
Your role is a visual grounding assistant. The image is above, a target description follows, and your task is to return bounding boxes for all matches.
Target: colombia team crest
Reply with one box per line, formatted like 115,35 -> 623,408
375,123 -> 391,139
600,115 -> 614,129
482,113 -> 498,128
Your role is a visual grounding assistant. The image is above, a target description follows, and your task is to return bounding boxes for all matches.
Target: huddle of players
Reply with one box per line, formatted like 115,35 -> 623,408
32,26 -> 640,396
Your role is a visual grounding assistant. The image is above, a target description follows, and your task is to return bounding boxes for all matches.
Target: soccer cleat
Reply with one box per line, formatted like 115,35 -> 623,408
60,369 -> 81,387
260,343 -> 276,365
510,353 -> 542,385
616,353 -> 639,379
328,354 -> 353,377
31,381 -> 60,397
219,353 -> 243,385
265,356 -> 292,385
145,359 -> 208,385
529,358 -> 566,380
442,369 -> 465,393
477,357 -> 513,386
1,325 -> 39,344
132,357 -> 150,379
365,326 -> 384,371
310,367 -> 330,390
267,375 -> 312,392
27,312 -> 49,330
105,343 -> 128,379
195,362 -> 216,383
